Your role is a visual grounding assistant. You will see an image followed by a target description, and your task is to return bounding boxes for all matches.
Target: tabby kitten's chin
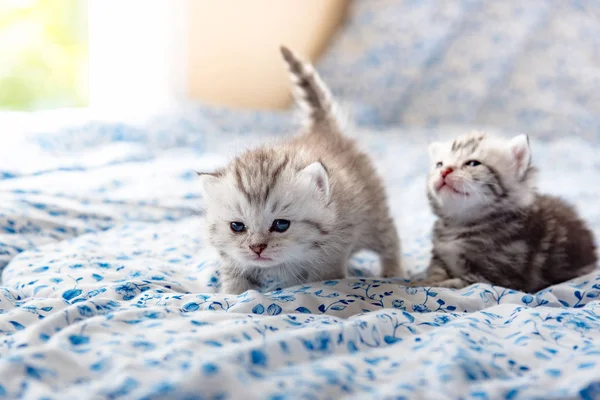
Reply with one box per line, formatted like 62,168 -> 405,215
418,131 -> 597,293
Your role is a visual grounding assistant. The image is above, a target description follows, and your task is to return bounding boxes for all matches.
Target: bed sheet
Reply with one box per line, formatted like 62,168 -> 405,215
0,113 -> 599,399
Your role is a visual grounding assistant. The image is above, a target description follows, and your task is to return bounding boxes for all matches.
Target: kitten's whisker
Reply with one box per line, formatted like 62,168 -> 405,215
299,260 -> 324,282
286,263 -> 304,284
283,260 -> 307,285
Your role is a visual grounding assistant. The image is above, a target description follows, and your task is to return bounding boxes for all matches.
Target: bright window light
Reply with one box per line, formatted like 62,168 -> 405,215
0,0 -> 88,111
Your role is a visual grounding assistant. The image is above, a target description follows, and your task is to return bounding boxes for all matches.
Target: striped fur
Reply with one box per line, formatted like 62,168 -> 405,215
280,46 -> 342,134
417,131 -> 597,292
199,47 -> 402,294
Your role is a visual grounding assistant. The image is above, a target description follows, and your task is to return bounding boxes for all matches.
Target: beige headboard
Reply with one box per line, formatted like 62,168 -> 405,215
187,0 -> 349,110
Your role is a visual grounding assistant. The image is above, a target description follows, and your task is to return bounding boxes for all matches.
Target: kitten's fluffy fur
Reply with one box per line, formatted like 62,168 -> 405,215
199,47 -> 402,294
418,131 -> 597,292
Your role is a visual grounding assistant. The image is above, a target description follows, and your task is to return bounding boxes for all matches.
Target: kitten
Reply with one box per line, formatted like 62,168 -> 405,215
416,131 -> 597,293
198,46 -> 402,294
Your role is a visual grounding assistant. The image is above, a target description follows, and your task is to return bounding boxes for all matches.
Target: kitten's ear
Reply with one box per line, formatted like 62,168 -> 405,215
428,142 -> 443,160
508,135 -> 531,179
196,171 -> 221,196
299,162 -> 330,203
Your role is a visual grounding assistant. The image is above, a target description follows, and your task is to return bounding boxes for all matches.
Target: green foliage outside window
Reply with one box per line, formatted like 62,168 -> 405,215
0,0 -> 88,111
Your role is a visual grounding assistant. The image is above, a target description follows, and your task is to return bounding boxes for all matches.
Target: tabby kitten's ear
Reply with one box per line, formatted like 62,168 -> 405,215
298,162 -> 330,203
508,135 -> 531,179
196,171 -> 222,196
195,171 -> 220,177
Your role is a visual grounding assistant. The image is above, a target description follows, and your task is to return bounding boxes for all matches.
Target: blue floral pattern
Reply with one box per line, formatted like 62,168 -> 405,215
0,115 -> 599,398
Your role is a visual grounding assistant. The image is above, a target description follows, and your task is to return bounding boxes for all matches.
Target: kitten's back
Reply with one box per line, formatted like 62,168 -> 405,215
527,195 -> 597,287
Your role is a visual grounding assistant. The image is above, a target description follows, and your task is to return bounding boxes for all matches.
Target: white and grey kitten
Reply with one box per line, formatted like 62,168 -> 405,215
416,131 -> 597,292
198,47 -> 402,294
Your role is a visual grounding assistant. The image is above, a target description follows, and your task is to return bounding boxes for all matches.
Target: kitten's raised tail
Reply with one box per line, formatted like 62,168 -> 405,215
280,46 -> 342,134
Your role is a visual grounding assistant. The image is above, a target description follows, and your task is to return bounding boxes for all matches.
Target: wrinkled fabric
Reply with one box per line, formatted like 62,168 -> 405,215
0,115 -> 599,398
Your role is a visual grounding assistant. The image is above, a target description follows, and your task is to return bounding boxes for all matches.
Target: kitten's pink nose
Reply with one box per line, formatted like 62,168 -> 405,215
249,243 -> 268,255
441,167 -> 454,178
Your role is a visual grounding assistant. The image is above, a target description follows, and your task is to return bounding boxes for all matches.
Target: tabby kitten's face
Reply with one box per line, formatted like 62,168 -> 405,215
427,132 -> 535,221
200,150 -> 335,269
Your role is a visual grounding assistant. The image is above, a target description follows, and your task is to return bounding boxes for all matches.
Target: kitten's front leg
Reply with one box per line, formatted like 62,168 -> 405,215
305,254 -> 348,284
414,277 -> 469,289
364,217 -> 403,278
220,264 -> 259,294
381,255 -> 402,279
221,276 -> 257,294
407,258 -> 468,289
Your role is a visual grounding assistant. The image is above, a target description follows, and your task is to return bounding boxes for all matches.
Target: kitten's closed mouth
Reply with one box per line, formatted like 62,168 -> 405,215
253,256 -> 273,262
438,181 -> 469,196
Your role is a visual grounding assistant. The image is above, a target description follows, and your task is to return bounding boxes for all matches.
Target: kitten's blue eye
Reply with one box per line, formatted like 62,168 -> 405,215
271,219 -> 291,233
465,160 -> 481,167
436,162 -> 443,168
230,222 -> 246,233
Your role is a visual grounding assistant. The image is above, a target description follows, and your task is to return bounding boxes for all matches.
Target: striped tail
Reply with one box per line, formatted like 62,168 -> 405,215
280,46 -> 342,134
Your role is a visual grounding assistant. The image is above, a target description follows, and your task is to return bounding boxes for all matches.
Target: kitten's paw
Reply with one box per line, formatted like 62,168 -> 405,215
220,278 -> 256,295
405,278 -> 467,289
405,279 -> 426,287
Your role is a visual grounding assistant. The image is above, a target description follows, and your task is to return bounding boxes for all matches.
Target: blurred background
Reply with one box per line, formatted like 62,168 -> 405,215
0,0 -> 347,112
1,0 -> 600,138
0,0 -> 88,110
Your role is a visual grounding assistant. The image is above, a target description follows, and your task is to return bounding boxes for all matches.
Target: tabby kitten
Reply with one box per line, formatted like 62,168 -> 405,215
198,46 -> 402,294
417,131 -> 597,293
